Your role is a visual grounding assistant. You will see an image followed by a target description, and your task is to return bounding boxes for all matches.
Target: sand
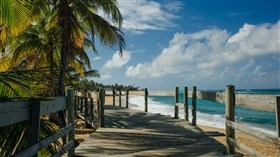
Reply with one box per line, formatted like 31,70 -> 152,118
199,125 -> 279,156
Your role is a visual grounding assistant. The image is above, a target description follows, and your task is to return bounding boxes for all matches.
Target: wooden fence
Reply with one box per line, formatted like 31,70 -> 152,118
0,89 -> 75,157
74,89 -> 105,127
224,85 -> 280,156
106,86 -> 279,156
75,86 -> 279,156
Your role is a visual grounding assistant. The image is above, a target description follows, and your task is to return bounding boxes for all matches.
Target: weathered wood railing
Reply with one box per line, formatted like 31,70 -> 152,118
224,85 -> 280,156
74,89 -> 105,127
76,87 -> 279,156
118,86 -> 280,156
0,89 -> 75,157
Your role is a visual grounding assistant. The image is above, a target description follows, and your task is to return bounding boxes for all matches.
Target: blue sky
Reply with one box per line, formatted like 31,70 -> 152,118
88,0 -> 280,90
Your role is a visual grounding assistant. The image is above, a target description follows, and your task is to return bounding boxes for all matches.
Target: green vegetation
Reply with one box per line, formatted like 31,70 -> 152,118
0,0 -> 125,156
74,79 -> 142,91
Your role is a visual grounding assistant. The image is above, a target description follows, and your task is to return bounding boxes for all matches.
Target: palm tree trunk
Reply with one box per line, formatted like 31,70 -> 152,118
57,1 -> 70,144
58,0 -> 70,97
48,41 -> 55,96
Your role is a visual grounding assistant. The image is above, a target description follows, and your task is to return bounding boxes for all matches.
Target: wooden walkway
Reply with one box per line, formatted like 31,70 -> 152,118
75,105 -> 227,156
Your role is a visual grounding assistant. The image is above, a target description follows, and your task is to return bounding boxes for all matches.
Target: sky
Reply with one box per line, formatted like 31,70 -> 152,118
88,0 -> 280,90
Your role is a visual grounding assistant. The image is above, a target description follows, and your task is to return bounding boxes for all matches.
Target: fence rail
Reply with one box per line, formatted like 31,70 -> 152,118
74,89 -> 105,127
0,89 -> 75,157
102,86 -> 279,156
74,86 -> 279,156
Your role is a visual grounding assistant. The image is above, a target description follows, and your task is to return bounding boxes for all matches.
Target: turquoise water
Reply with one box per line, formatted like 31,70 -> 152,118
132,89 -> 279,135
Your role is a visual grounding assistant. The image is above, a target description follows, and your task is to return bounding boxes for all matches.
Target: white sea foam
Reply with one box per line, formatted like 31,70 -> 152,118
128,95 -> 276,136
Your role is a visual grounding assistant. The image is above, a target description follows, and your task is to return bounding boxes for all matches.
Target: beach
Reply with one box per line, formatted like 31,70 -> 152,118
198,125 -> 279,157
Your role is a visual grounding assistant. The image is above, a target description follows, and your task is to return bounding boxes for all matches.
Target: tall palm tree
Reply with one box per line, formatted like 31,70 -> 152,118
10,19 -> 102,95
47,0 -> 125,96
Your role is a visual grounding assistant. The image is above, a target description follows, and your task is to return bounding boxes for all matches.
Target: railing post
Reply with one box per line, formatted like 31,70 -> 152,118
226,85 -> 235,154
87,92 -> 94,121
78,97 -> 81,113
126,89 -> 129,108
119,90 -> 122,107
74,97 -> 76,115
192,86 -> 197,126
79,97 -> 83,113
90,97 -> 94,121
145,88 -> 148,112
276,96 -> 280,137
174,87 -> 179,119
99,89 -> 105,127
113,90 -> 115,106
29,100 -> 41,157
66,89 -> 75,157
184,87 -> 189,121
85,91 -> 89,117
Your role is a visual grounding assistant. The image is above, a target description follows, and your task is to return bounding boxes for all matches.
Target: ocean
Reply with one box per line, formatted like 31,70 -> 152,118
129,89 -> 280,136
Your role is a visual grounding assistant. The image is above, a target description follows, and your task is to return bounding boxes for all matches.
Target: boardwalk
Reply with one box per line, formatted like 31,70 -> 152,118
75,105 -> 227,156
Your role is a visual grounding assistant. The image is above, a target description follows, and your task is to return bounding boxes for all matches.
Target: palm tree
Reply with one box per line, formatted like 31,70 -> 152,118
0,0 -> 48,53
9,19 -> 102,96
47,0 -> 125,96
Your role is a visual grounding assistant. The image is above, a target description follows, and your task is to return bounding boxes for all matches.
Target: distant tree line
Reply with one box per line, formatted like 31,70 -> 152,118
73,79 -> 143,91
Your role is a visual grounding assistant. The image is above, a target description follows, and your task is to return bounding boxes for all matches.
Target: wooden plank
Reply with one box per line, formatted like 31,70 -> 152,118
126,90 -> 129,108
85,97 -> 89,117
192,86 -> 197,126
128,90 -> 276,112
90,98 -> 94,121
184,87 -> 188,121
80,97 -> 83,113
175,103 -> 184,107
225,85 -> 235,154
196,91 -> 276,112
76,105 -> 226,156
228,137 -> 265,157
235,94 -> 276,112
276,96 -> 280,137
66,89 -> 75,157
53,140 -> 75,157
174,87 -> 179,119
113,90 -> 115,106
226,120 -> 280,146
145,88 -> 148,112
196,91 -> 226,104
28,100 -> 41,157
15,124 -> 74,157
99,89 -> 105,127
0,101 -> 30,127
148,90 -> 174,96
128,90 -> 145,96
40,97 -> 67,115
119,90 -> 122,107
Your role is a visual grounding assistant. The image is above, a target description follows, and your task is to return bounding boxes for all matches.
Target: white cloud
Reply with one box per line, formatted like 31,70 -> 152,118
126,21 -> 280,81
104,50 -> 131,69
163,1 -> 183,13
100,72 -> 112,80
118,0 -> 181,35
235,59 -> 255,81
93,56 -> 101,61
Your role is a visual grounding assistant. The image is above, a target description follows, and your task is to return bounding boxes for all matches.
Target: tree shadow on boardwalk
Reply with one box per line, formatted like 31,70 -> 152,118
75,105 -> 228,157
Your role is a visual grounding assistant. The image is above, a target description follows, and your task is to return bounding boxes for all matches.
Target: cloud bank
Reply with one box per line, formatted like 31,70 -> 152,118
118,0 -> 182,35
126,21 -> 280,82
104,51 -> 131,69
